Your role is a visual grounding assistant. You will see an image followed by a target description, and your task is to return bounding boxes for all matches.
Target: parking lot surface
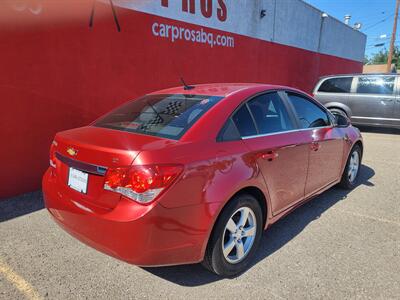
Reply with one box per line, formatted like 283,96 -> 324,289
0,130 -> 399,300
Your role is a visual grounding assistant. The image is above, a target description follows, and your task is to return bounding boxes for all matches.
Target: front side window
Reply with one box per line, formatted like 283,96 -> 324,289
287,93 -> 330,128
247,92 -> 294,134
356,76 -> 395,95
94,94 -> 222,140
318,77 -> 353,93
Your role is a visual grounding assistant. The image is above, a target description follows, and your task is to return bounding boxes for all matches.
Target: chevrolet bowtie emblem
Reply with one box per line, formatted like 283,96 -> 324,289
66,147 -> 78,157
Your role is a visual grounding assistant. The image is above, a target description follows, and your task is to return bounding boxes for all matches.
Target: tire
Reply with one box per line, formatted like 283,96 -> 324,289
339,144 -> 362,189
329,108 -> 348,118
202,194 -> 263,277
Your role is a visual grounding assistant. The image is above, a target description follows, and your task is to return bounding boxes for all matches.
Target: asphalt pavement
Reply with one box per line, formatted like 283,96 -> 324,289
0,129 -> 399,299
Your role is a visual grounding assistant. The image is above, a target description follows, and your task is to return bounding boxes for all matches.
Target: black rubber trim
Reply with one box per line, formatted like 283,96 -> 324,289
56,152 -> 107,176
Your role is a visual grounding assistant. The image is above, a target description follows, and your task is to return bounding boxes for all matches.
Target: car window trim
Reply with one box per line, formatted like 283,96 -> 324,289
277,90 -> 301,129
245,102 -> 260,135
278,90 -> 302,129
395,76 -> 400,96
350,76 -> 358,93
242,125 -> 334,140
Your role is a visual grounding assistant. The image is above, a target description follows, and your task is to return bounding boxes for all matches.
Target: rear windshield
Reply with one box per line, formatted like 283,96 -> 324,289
94,94 -> 223,140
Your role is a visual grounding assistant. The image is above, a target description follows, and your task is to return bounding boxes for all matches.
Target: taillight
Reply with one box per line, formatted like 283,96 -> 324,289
104,164 -> 183,204
49,140 -> 57,168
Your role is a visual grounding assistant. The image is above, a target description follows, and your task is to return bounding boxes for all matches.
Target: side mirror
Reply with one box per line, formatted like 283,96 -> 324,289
334,114 -> 351,127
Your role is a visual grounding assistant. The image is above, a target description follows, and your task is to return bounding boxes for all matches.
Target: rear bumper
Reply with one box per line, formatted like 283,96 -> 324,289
42,168 -> 210,266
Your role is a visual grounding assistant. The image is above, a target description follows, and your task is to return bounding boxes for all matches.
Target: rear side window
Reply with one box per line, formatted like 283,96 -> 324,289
94,94 -> 222,140
218,118 -> 241,141
318,77 -> 353,93
356,76 -> 395,95
247,92 -> 294,134
287,93 -> 330,128
232,105 -> 257,137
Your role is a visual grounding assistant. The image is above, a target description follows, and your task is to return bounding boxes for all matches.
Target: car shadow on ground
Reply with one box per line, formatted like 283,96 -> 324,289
0,191 -> 44,222
143,164 -> 375,286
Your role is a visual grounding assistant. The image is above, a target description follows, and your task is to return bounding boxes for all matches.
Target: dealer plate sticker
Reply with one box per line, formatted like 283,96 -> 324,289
68,167 -> 88,194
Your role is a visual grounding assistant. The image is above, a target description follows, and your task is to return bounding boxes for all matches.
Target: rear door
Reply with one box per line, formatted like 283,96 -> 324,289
284,92 -> 345,197
348,75 -> 396,126
236,91 -> 311,215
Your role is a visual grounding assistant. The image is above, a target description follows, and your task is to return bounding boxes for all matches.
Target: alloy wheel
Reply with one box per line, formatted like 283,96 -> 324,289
222,207 -> 257,264
348,150 -> 360,183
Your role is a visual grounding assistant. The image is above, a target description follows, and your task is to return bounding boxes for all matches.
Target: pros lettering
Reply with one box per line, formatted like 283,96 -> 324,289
161,0 -> 227,22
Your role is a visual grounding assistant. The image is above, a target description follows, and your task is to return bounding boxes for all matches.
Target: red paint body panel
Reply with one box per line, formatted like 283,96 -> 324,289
43,84 -> 363,266
243,131 -> 311,215
305,127 -> 345,196
44,167 -> 218,265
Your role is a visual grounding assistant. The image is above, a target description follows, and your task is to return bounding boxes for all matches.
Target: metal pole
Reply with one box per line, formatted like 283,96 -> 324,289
317,14 -> 327,53
387,0 -> 400,73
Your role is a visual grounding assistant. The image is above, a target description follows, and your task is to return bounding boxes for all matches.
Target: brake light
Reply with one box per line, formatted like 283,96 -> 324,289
49,140 -> 57,168
104,164 -> 183,204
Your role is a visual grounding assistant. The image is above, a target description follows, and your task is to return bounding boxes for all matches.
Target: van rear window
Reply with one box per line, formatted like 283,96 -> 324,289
94,94 -> 222,140
318,77 -> 353,93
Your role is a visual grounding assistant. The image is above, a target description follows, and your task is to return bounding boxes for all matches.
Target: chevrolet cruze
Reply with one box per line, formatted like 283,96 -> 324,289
43,83 -> 363,276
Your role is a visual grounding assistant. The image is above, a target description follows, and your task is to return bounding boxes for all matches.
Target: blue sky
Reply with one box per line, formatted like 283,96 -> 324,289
304,0 -> 397,58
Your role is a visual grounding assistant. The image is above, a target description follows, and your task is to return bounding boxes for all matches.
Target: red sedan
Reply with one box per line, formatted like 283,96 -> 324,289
43,83 -> 363,276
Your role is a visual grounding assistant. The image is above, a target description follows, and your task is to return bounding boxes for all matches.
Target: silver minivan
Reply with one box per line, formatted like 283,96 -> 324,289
313,74 -> 400,129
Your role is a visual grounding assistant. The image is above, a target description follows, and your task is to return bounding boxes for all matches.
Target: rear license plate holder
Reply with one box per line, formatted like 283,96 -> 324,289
68,167 -> 88,194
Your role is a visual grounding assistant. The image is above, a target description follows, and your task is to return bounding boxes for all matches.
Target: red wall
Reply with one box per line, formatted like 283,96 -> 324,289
0,1 -> 362,199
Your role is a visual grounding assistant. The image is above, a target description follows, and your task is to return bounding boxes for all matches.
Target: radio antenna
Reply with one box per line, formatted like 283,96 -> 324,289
180,77 -> 195,90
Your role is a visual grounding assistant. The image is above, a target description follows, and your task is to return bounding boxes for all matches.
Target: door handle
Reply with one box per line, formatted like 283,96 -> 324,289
310,142 -> 320,151
282,144 -> 298,149
260,151 -> 279,161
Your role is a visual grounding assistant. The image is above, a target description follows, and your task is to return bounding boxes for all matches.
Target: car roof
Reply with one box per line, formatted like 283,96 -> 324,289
149,83 -> 300,97
319,73 -> 398,80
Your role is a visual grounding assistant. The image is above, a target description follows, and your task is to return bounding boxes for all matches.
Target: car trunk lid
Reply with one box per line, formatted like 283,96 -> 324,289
52,126 -> 171,210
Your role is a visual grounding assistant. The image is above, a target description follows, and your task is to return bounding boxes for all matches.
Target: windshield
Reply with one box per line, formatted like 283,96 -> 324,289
94,94 -> 223,140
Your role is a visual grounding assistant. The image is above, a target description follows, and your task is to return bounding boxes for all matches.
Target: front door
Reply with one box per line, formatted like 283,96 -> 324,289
284,92 -> 345,196
305,127 -> 345,196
